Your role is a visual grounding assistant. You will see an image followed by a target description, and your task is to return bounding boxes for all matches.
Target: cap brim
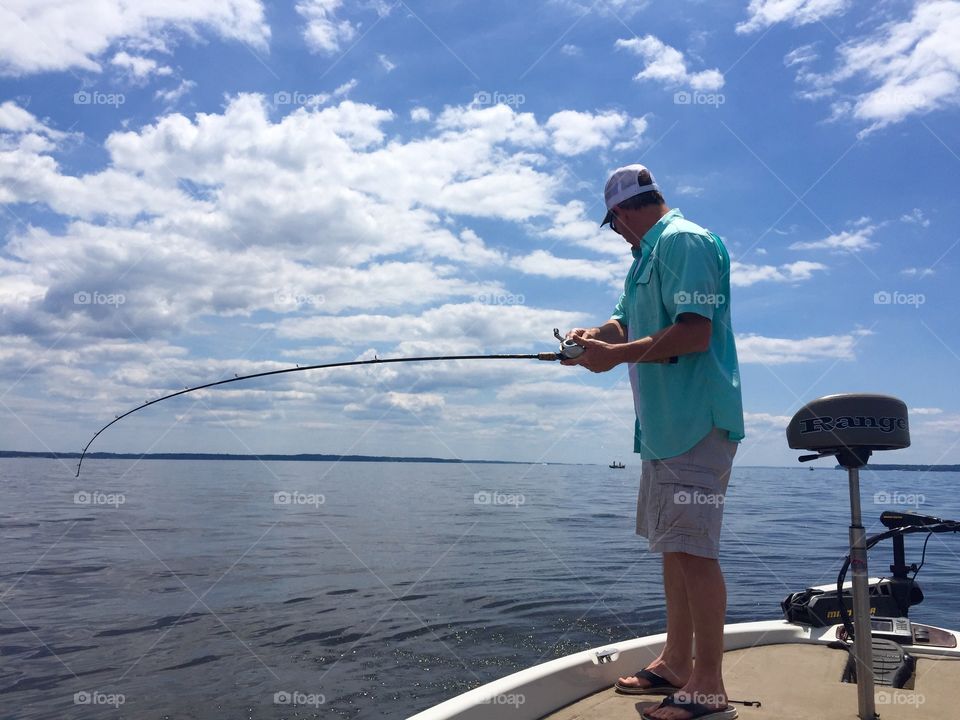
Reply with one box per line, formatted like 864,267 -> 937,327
601,208 -> 614,226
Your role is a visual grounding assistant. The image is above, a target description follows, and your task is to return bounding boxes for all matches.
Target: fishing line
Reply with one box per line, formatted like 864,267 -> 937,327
75,339 -> 578,477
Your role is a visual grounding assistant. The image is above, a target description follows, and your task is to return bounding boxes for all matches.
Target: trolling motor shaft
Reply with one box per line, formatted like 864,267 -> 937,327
787,393 -> 911,720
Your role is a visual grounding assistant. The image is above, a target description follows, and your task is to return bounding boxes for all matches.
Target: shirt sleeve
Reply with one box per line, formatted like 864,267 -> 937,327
657,231 -> 722,323
611,291 -> 628,327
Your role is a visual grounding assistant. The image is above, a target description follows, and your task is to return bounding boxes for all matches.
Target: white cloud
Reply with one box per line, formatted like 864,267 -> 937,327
333,78 -> 358,97
900,208 -> 930,227
539,200 -> 628,258
110,51 -> 172,82
920,414 -> 960,433
731,259 -> 827,286
789,224 -> 877,252
911,407 -> 943,415
676,184 -> 704,196
784,44 -> 819,68
900,267 -> 935,277
0,95 -> 627,350
513,250 -> 622,283
345,391 -> 445,418
273,303 -> 590,355
378,53 -> 396,72
560,44 -> 582,56
744,411 -> 794,427
296,0 -> 356,54
616,35 -> 724,91
545,110 -> 645,156
154,79 -> 196,105
792,2 -> 960,133
737,0 -> 850,34
0,0 -> 269,76
737,329 -> 871,364
410,107 -> 431,122
0,101 -> 65,139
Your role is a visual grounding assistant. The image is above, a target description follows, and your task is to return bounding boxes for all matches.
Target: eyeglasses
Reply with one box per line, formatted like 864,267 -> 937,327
609,212 -> 620,234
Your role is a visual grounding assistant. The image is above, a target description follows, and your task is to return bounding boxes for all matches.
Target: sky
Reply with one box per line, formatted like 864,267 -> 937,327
0,0 -> 958,467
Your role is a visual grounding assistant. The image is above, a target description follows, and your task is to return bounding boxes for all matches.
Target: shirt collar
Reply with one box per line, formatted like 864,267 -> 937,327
639,208 -> 683,256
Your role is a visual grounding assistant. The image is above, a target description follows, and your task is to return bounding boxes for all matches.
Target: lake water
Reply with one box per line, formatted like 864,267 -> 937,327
2,458 -> 959,719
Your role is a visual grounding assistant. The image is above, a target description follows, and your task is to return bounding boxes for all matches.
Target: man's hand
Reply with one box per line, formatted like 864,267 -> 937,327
565,327 -> 598,341
560,336 -> 623,373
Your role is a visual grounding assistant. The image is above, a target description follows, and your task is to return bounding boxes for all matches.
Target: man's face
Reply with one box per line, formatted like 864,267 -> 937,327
609,207 -> 642,248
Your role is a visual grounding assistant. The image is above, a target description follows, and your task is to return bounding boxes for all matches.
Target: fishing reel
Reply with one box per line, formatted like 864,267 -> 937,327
553,328 -> 585,360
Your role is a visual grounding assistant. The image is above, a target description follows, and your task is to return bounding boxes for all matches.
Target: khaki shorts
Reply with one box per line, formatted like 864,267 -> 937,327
636,427 -> 737,559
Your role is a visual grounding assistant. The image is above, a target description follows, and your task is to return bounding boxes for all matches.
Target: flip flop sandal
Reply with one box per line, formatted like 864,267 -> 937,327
614,668 -> 683,695
641,694 -> 739,720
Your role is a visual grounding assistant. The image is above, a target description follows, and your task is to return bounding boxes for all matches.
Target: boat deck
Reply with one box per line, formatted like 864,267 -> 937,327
543,643 -> 960,719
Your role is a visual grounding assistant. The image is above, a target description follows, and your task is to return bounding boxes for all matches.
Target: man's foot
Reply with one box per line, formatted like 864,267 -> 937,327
616,659 -> 690,691
643,684 -> 732,720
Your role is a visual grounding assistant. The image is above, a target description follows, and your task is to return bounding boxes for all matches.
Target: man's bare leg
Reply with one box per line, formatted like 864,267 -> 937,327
617,553 -> 693,689
647,552 -> 728,720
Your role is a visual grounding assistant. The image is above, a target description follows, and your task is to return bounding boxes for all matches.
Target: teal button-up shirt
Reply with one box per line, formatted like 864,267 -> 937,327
611,208 -> 745,459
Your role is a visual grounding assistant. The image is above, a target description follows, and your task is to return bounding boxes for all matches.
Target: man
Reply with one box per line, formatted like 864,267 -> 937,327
563,164 -> 745,720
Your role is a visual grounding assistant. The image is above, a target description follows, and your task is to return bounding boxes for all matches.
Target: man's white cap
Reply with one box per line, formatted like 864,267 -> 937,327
601,164 -> 661,226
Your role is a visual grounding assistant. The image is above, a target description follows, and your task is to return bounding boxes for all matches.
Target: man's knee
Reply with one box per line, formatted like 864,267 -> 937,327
664,551 -> 720,567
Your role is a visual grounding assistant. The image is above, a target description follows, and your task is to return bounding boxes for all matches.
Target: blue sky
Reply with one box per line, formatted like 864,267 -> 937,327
0,0 -> 958,466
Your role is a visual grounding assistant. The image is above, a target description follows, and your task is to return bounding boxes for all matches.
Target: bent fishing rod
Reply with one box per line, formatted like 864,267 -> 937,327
75,330 -> 586,477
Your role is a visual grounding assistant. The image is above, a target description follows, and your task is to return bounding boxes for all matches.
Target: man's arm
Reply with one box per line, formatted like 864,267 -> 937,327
563,313 -> 711,372
616,313 -> 710,362
566,319 -> 627,344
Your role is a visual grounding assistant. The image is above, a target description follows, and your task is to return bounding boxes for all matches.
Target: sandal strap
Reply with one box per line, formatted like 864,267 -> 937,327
634,668 -> 677,687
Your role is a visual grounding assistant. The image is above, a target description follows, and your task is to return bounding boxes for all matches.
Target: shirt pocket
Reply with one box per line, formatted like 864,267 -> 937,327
635,261 -> 654,285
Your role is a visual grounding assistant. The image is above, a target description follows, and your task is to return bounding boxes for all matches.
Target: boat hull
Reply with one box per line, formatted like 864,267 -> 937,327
408,619 -> 960,719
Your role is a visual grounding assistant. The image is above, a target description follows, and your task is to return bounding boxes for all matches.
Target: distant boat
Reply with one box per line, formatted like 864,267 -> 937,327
608,461 -> 625,469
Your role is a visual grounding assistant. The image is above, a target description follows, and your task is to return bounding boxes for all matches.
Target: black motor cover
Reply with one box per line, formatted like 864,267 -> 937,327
782,580 -> 922,627
786,393 -> 910,454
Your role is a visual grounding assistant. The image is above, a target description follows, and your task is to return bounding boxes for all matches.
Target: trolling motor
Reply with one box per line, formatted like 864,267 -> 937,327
781,509 -> 957,630
786,393 -> 911,720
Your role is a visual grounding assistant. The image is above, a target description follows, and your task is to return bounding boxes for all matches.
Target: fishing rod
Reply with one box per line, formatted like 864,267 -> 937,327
75,330 -> 586,477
